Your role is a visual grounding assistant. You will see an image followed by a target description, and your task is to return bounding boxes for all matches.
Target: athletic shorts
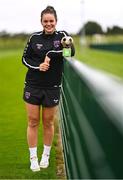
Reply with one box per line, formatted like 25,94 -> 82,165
23,86 -> 61,107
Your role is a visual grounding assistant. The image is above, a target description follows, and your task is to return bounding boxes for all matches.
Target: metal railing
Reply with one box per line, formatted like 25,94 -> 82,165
59,58 -> 123,179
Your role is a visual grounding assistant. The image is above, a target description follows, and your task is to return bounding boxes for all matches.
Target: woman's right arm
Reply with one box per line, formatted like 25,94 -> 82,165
22,38 -> 40,69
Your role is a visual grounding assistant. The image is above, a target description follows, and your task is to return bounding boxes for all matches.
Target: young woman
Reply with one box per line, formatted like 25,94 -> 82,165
22,6 -> 75,172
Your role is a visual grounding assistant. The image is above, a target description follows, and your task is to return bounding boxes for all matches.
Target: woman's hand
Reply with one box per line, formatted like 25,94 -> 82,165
39,56 -> 51,71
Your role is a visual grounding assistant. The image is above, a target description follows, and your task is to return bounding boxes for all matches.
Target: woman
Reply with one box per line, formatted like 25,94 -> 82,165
22,6 -> 75,172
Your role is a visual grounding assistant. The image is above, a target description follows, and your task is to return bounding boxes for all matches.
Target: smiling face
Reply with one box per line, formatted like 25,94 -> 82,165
41,13 -> 57,34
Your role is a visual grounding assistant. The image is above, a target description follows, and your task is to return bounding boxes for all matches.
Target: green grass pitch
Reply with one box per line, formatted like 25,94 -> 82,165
0,49 -> 57,179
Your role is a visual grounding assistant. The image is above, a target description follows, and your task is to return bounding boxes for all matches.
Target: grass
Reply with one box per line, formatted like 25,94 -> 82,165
0,49 -> 58,179
74,36 -> 123,78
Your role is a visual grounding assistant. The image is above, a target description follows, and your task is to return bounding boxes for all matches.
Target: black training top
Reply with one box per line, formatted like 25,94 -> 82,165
22,30 -> 75,88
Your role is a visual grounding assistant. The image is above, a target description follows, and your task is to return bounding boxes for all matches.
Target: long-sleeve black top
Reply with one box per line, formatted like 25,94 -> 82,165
22,30 -> 75,88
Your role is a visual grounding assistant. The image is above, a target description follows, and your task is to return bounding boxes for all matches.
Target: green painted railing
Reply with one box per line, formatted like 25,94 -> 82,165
59,58 -> 123,179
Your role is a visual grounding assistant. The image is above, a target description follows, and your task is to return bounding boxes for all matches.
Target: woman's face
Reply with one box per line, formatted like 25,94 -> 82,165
41,13 -> 57,34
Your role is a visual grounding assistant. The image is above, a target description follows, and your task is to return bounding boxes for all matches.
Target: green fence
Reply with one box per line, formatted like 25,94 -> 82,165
90,43 -> 123,53
59,58 -> 123,179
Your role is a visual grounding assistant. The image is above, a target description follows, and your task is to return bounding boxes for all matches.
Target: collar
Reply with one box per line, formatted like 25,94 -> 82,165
42,30 -> 56,37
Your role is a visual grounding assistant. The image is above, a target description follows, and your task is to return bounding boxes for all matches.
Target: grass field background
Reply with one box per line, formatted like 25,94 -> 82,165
74,36 -> 123,78
0,49 -> 58,179
0,35 -> 123,179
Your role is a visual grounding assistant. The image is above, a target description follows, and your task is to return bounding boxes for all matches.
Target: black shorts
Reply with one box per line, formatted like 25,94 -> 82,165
23,86 -> 61,107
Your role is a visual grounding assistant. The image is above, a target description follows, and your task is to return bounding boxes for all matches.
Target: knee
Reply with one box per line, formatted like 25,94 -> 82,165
28,115 -> 40,128
43,114 -> 54,128
45,121 -> 54,128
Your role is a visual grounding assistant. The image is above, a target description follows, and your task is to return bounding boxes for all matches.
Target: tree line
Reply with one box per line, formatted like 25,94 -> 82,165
78,21 -> 123,35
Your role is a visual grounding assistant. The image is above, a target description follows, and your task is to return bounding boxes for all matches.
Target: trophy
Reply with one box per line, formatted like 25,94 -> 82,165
61,36 -> 73,57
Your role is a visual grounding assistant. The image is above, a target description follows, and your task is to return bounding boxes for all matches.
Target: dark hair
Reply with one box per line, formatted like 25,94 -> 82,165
41,6 -> 57,22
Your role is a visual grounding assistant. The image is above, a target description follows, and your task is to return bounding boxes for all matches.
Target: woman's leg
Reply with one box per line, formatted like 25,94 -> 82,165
40,105 -> 58,168
42,106 -> 58,146
26,103 -> 40,147
25,103 -> 40,171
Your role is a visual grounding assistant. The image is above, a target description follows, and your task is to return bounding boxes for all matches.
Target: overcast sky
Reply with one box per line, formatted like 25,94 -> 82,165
0,0 -> 123,34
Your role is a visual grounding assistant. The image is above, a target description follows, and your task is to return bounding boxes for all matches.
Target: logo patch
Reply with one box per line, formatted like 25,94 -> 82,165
25,91 -> 30,99
53,99 -> 59,103
53,40 -> 60,48
36,43 -> 43,49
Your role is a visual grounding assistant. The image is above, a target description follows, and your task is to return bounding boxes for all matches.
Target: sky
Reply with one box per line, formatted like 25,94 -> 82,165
0,0 -> 123,34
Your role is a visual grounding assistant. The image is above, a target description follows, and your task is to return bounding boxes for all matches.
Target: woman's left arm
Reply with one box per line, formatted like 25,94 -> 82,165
46,43 -> 75,60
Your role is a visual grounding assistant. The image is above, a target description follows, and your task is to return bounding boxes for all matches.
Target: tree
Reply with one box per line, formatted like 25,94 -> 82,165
78,21 -> 104,35
106,26 -> 123,34
0,30 -> 10,38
